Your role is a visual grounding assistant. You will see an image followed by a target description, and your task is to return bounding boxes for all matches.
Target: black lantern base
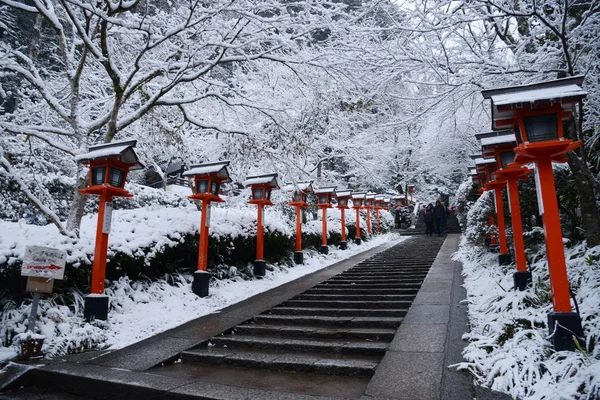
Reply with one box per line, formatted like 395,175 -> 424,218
319,245 -> 329,255
339,241 -> 348,250
254,260 -> 266,277
548,311 -> 584,351
294,251 -> 304,264
513,270 -> 532,291
499,253 -> 512,265
84,295 -> 109,321
355,238 -> 362,245
192,270 -> 210,297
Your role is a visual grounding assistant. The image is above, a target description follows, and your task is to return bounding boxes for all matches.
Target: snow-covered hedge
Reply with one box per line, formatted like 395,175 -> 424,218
454,236 -> 600,399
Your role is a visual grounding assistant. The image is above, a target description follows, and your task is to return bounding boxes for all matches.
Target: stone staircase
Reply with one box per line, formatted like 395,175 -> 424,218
169,237 -> 445,384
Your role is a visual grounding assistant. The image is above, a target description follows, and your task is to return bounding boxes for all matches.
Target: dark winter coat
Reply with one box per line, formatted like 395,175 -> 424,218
433,204 -> 446,219
424,207 -> 434,222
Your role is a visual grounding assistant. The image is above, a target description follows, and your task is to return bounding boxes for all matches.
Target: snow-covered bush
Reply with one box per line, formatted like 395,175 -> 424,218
464,190 -> 495,249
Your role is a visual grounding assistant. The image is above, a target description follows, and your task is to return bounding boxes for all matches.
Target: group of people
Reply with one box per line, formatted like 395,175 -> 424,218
423,200 -> 448,237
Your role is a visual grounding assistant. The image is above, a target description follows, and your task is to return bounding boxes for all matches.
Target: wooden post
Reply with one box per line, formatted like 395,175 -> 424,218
91,191 -> 113,294
197,201 -> 210,271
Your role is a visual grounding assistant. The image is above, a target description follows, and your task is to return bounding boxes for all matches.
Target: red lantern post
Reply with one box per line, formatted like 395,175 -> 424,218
244,173 -> 279,277
479,131 -> 533,290
286,181 -> 313,264
183,161 -> 231,297
364,193 -> 375,235
475,156 -> 507,252
374,195 -> 385,233
76,140 -> 143,321
351,192 -> 366,245
482,76 -> 587,350
315,187 -> 336,254
335,189 -> 353,250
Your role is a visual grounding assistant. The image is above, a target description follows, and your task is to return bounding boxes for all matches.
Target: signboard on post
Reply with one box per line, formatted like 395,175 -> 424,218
102,202 -> 113,234
22,246 -> 67,280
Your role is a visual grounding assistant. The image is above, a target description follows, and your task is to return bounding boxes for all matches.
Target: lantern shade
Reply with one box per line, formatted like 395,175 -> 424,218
338,198 -> 347,206
210,181 -> 220,195
253,187 -> 264,200
523,114 -> 558,142
109,168 -> 126,188
499,151 -> 515,169
195,179 -> 209,194
92,167 -> 106,186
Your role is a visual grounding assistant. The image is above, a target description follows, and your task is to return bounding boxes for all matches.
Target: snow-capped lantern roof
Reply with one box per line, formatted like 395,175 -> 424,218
314,187 -> 336,195
335,189 -> 352,198
352,192 -> 366,199
283,181 -> 313,193
481,76 -> 587,131
182,161 -> 231,182
478,130 -> 517,160
243,173 -> 279,189
76,140 -> 144,170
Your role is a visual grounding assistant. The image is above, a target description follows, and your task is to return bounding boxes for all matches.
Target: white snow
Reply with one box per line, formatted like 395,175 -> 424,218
491,85 -> 587,107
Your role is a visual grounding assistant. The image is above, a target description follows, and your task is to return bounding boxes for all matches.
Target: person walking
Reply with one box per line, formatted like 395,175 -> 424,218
424,203 -> 435,236
433,200 -> 446,236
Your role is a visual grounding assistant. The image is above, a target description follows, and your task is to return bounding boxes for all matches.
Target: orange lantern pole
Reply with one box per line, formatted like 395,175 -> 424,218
256,203 -> 265,261
374,195 -> 384,234
335,190 -> 352,250
364,193 -> 375,236
497,165 -> 533,288
90,190 -> 112,295
352,192 -> 365,245
482,75 -> 587,350
245,173 -> 279,277
286,181 -> 313,264
76,140 -> 143,321
184,161 -> 231,297
486,180 -> 510,260
479,130 -> 535,289
315,187 -> 335,254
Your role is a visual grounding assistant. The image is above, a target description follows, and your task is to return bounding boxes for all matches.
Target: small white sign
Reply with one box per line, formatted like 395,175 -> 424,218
103,202 -> 113,234
22,246 -> 67,280
205,205 -> 211,228
534,165 -> 545,216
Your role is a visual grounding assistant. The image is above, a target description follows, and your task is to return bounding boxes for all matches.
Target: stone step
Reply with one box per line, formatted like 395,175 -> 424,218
316,282 -> 422,289
266,306 -> 408,317
252,314 -> 402,328
208,335 -> 388,356
325,278 -> 424,285
281,299 -> 413,310
304,287 -> 419,295
181,348 -> 379,377
231,324 -> 397,340
293,294 -> 416,302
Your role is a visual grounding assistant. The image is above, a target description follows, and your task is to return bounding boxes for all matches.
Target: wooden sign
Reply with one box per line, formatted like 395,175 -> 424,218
26,276 -> 54,294
22,245 -> 67,280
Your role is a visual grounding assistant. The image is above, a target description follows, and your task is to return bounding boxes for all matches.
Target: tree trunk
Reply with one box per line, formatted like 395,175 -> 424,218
566,153 -> 600,246
65,169 -> 89,237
